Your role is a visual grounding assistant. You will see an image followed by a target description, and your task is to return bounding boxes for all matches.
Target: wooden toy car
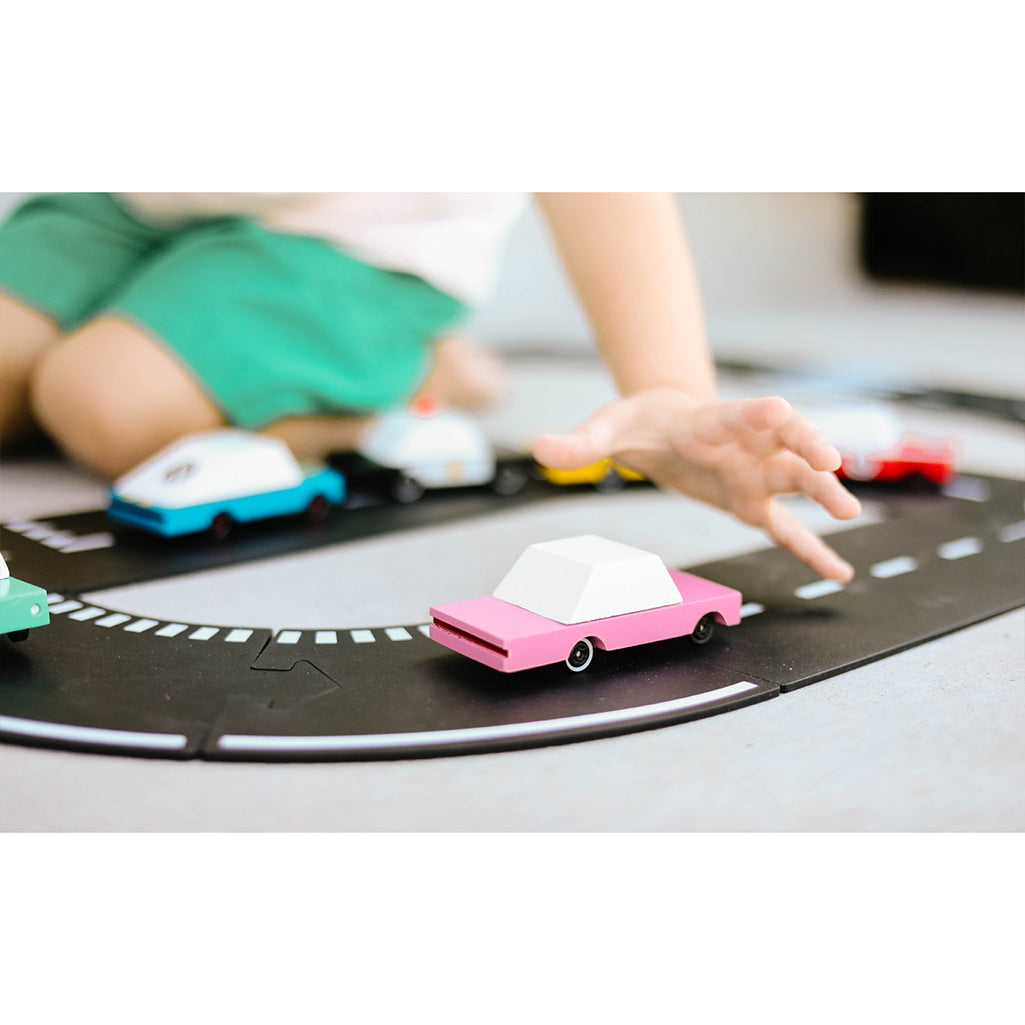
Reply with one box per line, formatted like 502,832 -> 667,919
108,430 -> 346,539
816,405 -> 958,487
0,553 -> 50,642
339,397 -> 530,503
536,458 -> 644,493
430,535 -> 742,673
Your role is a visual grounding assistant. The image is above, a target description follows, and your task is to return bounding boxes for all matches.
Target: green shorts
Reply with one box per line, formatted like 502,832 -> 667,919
0,193 -> 466,428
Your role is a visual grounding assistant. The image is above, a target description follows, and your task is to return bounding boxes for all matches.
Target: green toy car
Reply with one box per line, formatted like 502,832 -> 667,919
0,553 -> 50,642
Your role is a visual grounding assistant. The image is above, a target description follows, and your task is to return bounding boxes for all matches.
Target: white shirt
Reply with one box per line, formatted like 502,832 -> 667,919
118,192 -> 527,305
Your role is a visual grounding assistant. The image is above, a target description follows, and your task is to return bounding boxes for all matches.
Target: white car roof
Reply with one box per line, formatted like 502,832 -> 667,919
492,535 -> 681,624
810,404 -> 903,455
112,431 -> 305,509
359,405 -> 491,469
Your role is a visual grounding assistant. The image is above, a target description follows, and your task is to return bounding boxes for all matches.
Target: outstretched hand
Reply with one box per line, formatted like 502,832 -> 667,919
533,389 -> 861,581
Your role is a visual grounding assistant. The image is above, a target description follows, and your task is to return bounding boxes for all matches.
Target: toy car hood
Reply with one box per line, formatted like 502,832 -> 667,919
492,535 -> 683,624
358,405 -> 492,470
111,430 -> 305,509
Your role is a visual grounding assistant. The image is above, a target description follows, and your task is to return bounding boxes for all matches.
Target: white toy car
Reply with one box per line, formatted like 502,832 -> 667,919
108,430 -> 346,538
342,398 -> 530,503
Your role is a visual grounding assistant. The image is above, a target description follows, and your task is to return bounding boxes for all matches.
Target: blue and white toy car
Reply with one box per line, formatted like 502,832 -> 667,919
108,430 -> 346,538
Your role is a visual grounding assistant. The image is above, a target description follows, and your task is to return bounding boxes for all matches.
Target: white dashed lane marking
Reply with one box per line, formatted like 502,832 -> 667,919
870,556 -> 918,579
351,630 -> 375,644
124,618 -> 159,633
225,629 -> 253,643
68,606 -> 106,621
276,630 -> 302,644
943,478 -> 991,502
155,623 -> 189,637
47,593 -> 64,604
96,613 -> 132,629
418,624 -> 431,637
386,627 -> 412,641
2,521 -> 115,552
1001,520 -> 1025,543
188,627 -> 219,641
740,602 -> 765,618
938,537 -> 983,560
315,631 -> 338,644
795,579 -> 845,600
49,600 -> 84,615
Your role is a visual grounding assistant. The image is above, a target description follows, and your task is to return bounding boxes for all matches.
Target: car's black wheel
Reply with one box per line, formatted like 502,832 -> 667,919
690,614 -> 715,645
306,494 -> 330,522
490,464 -> 529,496
594,468 -> 625,493
209,512 -> 234,541
565,638 -> 595,672
8,629 -> 29,643
391,473 -> 426,504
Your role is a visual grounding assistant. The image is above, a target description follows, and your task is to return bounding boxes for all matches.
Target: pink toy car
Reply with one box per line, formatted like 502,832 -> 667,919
429,535 -> 742,673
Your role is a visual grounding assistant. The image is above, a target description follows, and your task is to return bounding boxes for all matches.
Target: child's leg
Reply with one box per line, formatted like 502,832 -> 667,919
262,335 -> 507,463
30,316 -> 227,479
0,294 -> 61,444
416,334 -> 508,411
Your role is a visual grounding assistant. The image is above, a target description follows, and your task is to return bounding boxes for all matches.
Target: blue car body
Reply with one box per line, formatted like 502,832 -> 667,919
108,466 -> 346,537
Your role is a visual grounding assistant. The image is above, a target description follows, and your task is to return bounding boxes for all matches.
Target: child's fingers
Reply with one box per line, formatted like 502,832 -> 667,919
764,500 -> 855,582
690,396 -> 792,447
776,412 -> 842,472
532,401 -> 635,470
766,457 -> 862,519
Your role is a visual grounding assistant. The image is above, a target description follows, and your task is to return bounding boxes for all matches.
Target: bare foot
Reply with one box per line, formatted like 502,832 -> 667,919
416,336 -> 508,410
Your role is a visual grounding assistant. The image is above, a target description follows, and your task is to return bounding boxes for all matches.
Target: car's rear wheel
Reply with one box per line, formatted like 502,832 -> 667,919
594,468 -> 625,493
209,512 -> 234,541
490,463 -> 529,496
391,473 -> 426,504
690,614 -> 715,645
306,494 -> 330,522
566,638 -> 595,672
7,629 -> 29,643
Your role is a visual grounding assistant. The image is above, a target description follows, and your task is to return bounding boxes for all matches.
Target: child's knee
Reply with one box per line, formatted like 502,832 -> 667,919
31,317 -> 226,479
30,335 -> 137,477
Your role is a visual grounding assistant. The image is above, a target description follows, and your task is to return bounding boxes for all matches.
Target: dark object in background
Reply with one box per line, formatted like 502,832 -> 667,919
860,193 -> 1024,294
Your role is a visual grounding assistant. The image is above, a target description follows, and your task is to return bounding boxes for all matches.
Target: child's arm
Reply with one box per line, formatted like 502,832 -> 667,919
532,192 -> 861,582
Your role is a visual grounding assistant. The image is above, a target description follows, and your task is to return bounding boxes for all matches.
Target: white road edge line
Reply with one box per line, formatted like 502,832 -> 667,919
0,715 -> 188,751
217,681 -> 761,753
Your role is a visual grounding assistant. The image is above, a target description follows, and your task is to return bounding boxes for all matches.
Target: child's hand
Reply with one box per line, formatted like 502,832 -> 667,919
533,388 -> 862,582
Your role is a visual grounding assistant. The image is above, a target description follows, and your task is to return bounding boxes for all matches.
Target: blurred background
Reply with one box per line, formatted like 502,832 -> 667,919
2,193 -> 1021,400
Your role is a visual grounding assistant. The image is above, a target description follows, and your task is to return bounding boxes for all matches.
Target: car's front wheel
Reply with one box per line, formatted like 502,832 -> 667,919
690,614 -> 716,645
306,494 -> 331,522
7,629 -> 29,643
209,512 -> 234,541
565,638 -> 595,672
391,473 -> 426,504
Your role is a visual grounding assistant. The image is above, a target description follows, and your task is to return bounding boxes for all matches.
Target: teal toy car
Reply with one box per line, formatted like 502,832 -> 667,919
0,553 -> 50,642
107,430 -> 347,539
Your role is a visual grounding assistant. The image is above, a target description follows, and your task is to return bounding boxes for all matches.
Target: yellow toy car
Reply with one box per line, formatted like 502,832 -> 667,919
536,459 -> 644,493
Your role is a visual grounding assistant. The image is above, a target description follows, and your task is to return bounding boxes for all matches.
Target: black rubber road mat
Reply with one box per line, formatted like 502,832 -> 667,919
1,475 -> 1022,761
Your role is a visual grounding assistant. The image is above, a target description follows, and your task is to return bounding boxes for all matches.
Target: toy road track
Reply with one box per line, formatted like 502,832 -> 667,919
1,475 -> 1023,761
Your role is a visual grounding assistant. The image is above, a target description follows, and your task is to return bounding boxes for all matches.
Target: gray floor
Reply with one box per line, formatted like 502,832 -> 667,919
2,290 -> 1023,831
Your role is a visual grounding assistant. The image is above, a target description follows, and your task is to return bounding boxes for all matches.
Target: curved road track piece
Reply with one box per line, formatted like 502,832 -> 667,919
1,475 -> 1023,761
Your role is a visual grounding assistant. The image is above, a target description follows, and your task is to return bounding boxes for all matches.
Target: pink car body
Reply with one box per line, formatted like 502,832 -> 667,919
430,569 -> 742,673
